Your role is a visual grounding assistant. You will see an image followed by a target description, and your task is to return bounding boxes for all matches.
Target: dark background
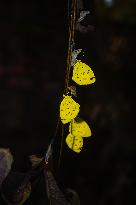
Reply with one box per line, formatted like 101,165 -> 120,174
0,0 -> 135,204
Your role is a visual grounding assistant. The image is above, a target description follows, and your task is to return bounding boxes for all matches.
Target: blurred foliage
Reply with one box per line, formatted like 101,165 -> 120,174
96,0 -> 136,24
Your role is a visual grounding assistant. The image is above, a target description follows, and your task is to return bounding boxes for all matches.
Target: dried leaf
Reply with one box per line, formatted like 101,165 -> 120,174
0,148 -> 13,186
76,23 -> 94,33
15,182 -> 31,205
45,170 -> 67,205
1,172 -> 31,205
71,49 -> 82,66
65,189 -> 80,205
29,155 -> 43,167
77,11 -> 90,23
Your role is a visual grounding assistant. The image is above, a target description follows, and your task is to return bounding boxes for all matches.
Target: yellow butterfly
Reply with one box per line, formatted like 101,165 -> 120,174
60,95 -> 80,124
66,133 -> 83,153
69,118 -> 91,137
72,60 -> 96,85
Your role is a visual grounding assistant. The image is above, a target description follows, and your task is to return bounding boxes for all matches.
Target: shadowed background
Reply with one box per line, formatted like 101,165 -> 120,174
0,0 -> 135,204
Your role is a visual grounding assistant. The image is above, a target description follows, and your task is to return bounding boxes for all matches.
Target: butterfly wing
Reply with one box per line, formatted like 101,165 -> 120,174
69,119 -> 91,137
60,96 -> 80,124
66,133 -> 83,153
72,60 -> 96,85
